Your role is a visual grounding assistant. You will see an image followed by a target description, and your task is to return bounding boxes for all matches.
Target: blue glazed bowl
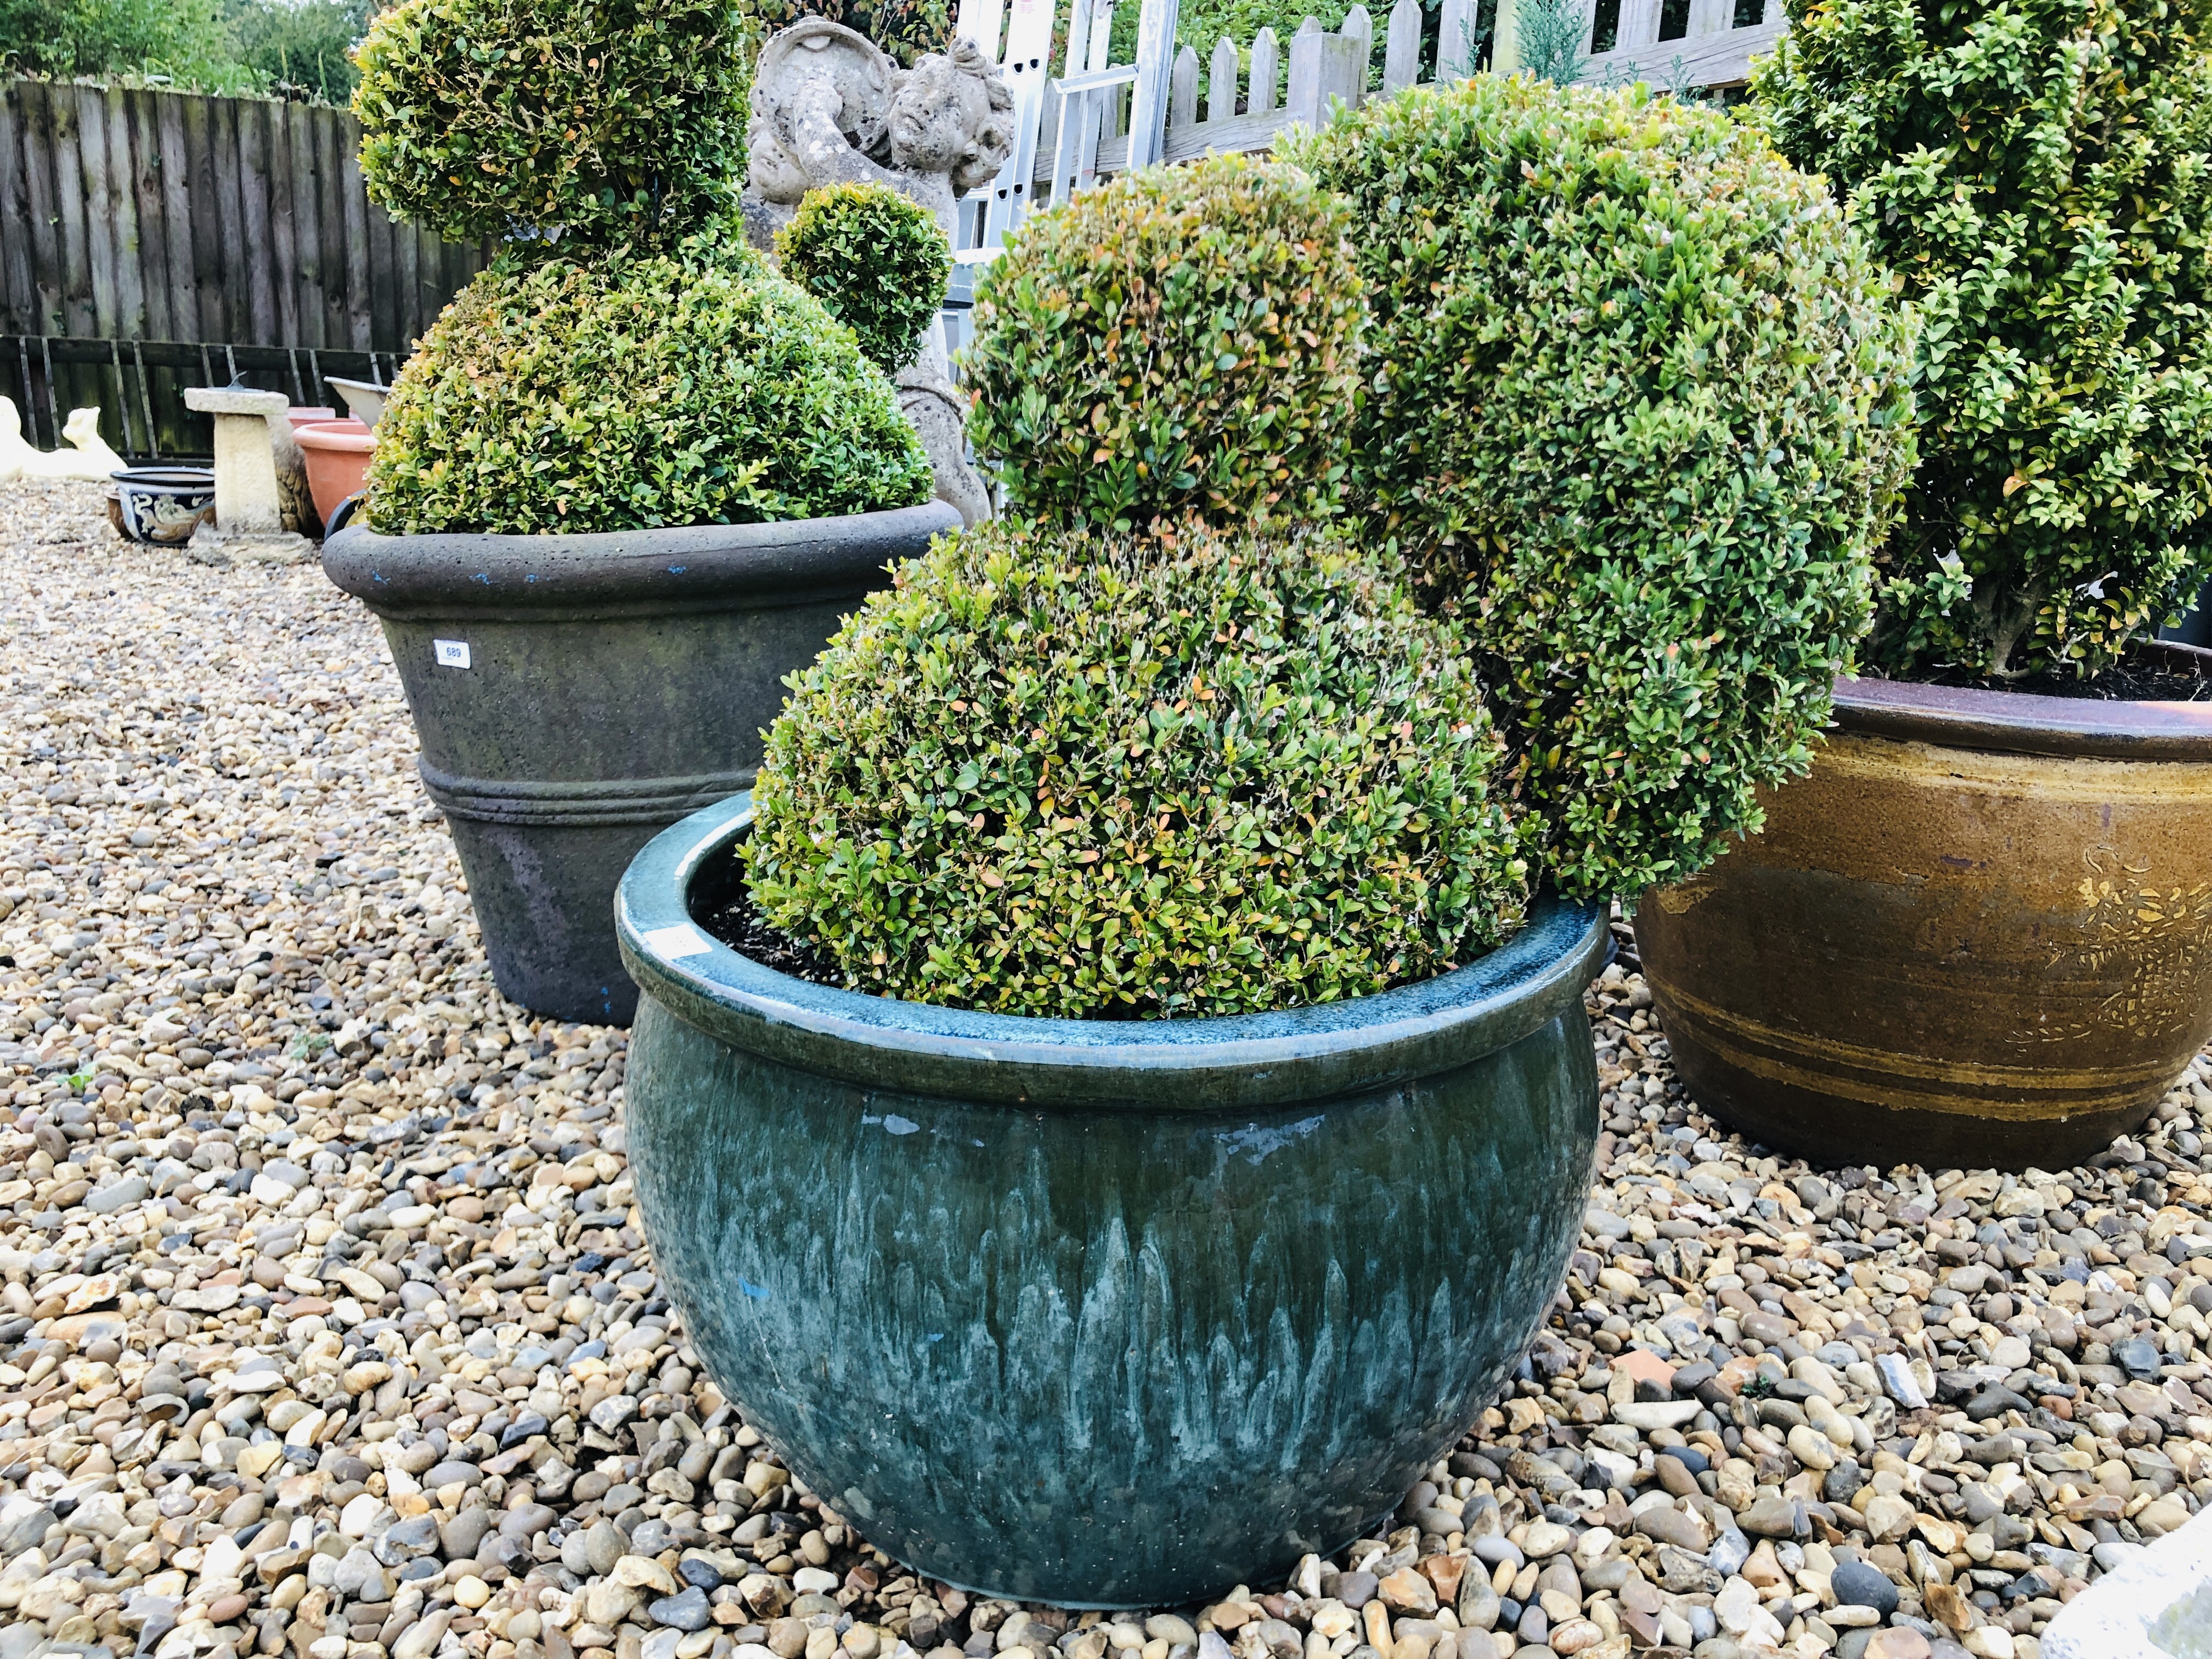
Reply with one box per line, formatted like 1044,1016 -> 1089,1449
616,794 -> 1608,1607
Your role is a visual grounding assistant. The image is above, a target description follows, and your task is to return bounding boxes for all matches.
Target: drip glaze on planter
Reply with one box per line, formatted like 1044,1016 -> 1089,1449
615,794 -> 1611,1606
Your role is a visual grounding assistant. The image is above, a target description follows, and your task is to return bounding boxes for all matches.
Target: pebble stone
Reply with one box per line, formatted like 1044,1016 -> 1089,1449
0,478 -> 2209,1659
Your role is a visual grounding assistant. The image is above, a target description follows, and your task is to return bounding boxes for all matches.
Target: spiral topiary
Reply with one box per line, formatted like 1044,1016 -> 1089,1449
352,0 -> 753,248
962,153 -> 1364,535
364,240 -> 933,534
775,182 -> 952,371
741,518 -> 1538,1017
1297,76 -> 1917,902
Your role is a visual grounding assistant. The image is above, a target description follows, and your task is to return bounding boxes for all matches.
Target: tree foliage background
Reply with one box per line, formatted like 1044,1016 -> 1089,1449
1,0 -> 374,105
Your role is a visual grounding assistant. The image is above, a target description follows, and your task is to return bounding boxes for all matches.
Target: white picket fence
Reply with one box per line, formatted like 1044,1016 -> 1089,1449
945,0 -> 1785,262
1569,0 -> 1783,96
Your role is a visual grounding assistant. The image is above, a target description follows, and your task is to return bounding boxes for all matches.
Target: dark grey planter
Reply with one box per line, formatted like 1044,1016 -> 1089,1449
616,794 -> 1612,1606
323,503 -> 960,1025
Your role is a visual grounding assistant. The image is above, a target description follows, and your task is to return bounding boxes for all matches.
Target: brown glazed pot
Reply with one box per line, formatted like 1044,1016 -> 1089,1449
1636,650 -> 2212,1171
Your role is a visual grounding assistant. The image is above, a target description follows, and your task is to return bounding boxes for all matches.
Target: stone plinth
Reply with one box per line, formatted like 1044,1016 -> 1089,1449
184,386 -> 289,535
184,385 -> 314,560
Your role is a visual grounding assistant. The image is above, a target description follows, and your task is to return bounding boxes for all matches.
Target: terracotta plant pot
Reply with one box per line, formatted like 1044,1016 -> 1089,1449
1636,658 -> 2212,1171
616,794 -> 1612,1605
294,419 -> 374,529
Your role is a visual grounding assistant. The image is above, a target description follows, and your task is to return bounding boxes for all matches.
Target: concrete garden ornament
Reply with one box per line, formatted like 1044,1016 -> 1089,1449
182,384 -> 316,565
0,397 -> 126,483
740,21 -> 1015,246
742,19 -> 1012,526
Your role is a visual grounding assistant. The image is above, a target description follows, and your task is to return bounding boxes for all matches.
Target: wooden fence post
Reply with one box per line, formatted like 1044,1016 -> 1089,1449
1613,0 -> 1661,57
1170,45 -> 1200,128
1285,17 -> 1323,128
1126,0 -> 1182,168
1285,17 -> 1362,132
1383,0 -> 1423,94
1250,27 -> 1282,112
1209,36 -> 1240,122
1493,0 -> 1522,73
1438,0 -> 1480,77
1341,5 -> 1373,100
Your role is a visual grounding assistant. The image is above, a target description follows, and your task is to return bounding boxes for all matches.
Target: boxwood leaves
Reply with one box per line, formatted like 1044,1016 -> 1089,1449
742,521 -> 1537,1018
963,154 -> 1364,536
365,240 -> 933,535
1300,77 -> 1917,901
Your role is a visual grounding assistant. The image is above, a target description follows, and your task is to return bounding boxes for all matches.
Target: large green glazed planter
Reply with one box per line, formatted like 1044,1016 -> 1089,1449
614,796 -> 1610,1606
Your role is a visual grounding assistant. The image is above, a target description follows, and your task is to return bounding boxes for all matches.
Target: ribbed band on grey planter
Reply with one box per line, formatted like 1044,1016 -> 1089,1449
416,759 -> 755,828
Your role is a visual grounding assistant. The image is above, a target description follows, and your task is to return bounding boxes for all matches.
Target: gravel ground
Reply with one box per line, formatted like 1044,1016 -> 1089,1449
1,477 -> 2208,1659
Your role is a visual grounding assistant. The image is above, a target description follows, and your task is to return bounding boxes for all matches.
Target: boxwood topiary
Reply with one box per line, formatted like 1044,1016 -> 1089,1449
740,520 -> 1538,1018
1299,77 -> 1916,902
364,241 -> 934,535
1754,0 -> 2212,682
352,0 -> 754,248
775,181 -> 952,371
962,153 -> 1364,535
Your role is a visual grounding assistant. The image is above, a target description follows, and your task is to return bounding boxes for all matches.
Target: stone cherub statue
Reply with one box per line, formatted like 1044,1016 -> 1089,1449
741,19 -> 1014,526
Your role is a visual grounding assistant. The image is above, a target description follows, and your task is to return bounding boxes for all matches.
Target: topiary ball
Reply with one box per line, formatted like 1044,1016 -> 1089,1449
353,0 -> 753,248
775,182 -> 952,371
364,241 -> 934,535
1299,77 -> 1917,904
741,520 -> 1538,1018
963,153 -> 1364,535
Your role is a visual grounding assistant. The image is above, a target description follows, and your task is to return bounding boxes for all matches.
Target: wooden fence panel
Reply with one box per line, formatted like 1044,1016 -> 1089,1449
0,80 -> 487,359
0,85 -> 33,335
155,93 -> 194,343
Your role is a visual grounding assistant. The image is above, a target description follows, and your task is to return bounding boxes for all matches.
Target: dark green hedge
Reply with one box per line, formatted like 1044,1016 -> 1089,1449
365,242 -> 933,534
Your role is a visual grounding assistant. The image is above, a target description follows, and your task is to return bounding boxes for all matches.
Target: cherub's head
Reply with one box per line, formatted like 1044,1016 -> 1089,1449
887,39 -> 1014,194
746,117 -> 814,205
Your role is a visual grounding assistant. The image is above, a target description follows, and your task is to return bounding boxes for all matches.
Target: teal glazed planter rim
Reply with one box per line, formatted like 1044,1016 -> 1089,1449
614,794 -> 1612,1111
